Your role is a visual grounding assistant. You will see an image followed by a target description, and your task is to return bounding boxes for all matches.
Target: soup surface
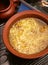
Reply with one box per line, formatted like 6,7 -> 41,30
9,18 -> 48,54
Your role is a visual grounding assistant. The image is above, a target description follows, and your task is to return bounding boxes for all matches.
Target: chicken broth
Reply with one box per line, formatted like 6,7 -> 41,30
9,18 -> 48,54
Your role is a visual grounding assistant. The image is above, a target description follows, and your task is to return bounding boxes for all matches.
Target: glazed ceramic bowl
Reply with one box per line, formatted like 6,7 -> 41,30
3,10 -> 48,59
41,0 -> 48,13
0,0 -> 19,19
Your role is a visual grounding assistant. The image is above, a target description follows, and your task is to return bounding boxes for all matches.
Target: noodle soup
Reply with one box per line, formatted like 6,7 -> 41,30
9,18 -> 48,54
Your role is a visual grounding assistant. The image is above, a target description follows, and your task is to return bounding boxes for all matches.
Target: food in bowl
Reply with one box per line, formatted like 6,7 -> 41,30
9,17 -> 48,55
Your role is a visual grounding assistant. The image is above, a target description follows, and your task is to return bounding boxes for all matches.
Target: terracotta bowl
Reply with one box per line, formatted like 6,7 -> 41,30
3,10 -> 48,59
0,0 -> 19,19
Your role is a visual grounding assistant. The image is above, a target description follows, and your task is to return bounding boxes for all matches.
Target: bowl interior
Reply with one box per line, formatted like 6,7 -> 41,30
0,0 -> 10,11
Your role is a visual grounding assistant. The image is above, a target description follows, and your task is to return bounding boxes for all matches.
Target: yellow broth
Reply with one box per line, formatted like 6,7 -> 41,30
9,18 -> 48,54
